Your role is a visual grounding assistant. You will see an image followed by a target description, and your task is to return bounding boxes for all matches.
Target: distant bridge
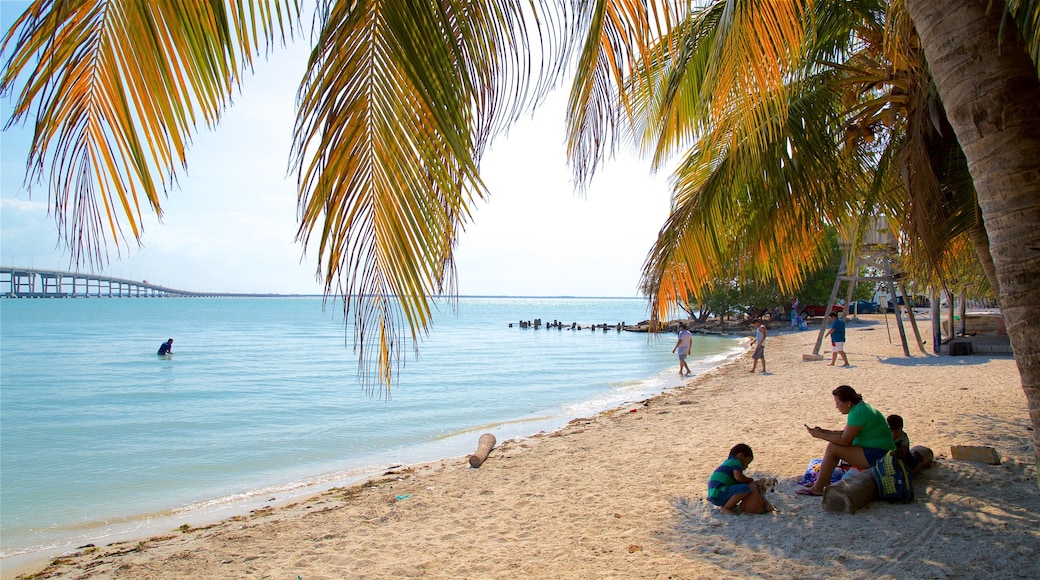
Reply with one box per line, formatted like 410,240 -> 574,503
0,267 -> 244,298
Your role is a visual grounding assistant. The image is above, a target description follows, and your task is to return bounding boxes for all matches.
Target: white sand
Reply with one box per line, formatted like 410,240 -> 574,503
8,315 -> 1039,579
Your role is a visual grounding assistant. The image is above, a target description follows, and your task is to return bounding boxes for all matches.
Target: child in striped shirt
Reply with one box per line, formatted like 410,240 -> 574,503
707,443 -> 774,514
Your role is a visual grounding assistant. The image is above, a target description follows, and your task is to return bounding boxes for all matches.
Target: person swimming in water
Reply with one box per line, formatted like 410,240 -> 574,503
157,338 -> 174,356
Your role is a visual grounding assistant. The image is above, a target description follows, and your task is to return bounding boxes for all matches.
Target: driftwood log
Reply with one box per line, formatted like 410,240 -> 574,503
467,433 -> 497,468
822,446 -> 934,514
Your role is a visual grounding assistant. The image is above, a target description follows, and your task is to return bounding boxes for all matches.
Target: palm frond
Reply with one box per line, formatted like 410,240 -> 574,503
642,66 -> 876,323
1,0 -> 301,268
627,2 -> 877,323
565,0 -> 683,186
1005,0 -> 1040,73
616,1 -> 813,176
290,0 -> 565,394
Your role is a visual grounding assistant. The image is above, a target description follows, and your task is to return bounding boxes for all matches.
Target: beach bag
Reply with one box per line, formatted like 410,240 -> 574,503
840,465 -> 864,480
797,458 -> 847,487
872,450 -> 914,502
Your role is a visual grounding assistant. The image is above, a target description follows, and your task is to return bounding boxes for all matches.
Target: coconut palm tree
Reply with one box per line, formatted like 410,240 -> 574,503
900,0 -> 1040,483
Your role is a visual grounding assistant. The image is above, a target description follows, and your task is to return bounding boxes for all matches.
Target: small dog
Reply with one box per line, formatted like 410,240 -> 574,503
755,476 -> 778,493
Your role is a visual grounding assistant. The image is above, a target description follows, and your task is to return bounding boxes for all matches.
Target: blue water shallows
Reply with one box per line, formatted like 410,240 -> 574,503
0,297 -> 742,559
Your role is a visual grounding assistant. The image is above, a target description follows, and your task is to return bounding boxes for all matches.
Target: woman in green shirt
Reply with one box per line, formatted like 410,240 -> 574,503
797,385 -> 895,496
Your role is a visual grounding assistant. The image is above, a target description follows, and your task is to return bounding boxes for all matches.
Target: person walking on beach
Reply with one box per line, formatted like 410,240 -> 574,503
157,338 -> 174,356
825,312 -> 848,366
750,319 -> 767,373
673,324 -> 693,377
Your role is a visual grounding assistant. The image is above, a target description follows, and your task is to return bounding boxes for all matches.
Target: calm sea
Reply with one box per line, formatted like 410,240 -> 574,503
0,297 -> 742,562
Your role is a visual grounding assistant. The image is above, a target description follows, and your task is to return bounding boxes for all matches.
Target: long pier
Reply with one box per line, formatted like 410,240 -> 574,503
1,267 -> 235,298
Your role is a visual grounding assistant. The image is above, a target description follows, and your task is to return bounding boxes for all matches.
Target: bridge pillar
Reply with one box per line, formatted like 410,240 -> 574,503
39,273 -> 62,296
11,270 -> 35,295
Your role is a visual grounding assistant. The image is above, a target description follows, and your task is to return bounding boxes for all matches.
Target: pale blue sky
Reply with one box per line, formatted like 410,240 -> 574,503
1,3 -> 674,296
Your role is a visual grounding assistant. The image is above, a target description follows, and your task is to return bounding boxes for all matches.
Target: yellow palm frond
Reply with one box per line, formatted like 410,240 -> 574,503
640,63 -> 874,325
565,1 -> 810,182
565,0 -> 684,185
1,0 -> 300,268
641,0 -> 810,170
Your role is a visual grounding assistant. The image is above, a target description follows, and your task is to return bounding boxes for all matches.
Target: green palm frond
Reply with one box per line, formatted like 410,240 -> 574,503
855,3 -> 989,286
641,66 -> 872,322
1,0 -> 300,268
565,0 -> 684,185
623,1 -> 863,321
1005,0 -> 1040,72
663,0 -> 809,166
290,0 -> 564,393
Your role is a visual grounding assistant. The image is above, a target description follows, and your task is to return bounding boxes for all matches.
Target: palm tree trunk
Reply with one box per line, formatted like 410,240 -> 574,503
904,0 -> 1040,485
968,217 -> 999,296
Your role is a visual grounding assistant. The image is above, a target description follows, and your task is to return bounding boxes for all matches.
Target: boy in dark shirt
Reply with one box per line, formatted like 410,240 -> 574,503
887,414 -> 918,468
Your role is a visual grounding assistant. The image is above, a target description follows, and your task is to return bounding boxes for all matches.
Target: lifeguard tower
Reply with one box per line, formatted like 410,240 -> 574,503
804,217 -> 923,360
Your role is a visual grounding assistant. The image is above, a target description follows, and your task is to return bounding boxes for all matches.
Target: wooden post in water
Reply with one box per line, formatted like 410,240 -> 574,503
468,433 -> 497,468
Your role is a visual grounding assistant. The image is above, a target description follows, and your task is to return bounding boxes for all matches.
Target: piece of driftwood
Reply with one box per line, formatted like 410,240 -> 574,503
822,446 -> 934,514
468,433 -> 497,468
950,445 -> 1001,465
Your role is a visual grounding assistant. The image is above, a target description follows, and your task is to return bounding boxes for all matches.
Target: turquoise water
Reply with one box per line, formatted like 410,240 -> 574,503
0,297 -> 742,560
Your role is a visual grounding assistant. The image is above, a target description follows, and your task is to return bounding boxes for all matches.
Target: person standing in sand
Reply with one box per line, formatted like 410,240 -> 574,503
673,324 -> 693,377
797,385 -> 894,496
750,319 -> 767,373
825,312 -> 849,366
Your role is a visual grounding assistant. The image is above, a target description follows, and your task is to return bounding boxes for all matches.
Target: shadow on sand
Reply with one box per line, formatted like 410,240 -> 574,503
664,443 -> 1039,578
873,352 -> 1014,368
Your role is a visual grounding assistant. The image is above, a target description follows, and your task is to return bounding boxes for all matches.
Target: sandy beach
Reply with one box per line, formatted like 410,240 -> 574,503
9,314 -> 1039,579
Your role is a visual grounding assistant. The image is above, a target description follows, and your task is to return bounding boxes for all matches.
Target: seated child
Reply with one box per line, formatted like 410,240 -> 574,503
707,443 -> 774,515
887,414 -> 919,468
